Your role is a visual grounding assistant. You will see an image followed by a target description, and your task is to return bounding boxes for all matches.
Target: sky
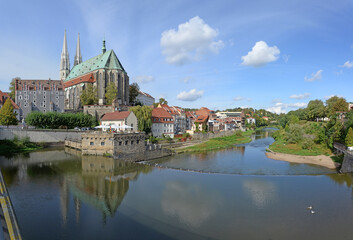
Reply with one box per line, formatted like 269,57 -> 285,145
1,0 -> 353,113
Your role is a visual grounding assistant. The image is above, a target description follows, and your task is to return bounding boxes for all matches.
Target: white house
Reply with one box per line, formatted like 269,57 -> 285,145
101,111 -> 138,132
152,107 -> 174,138
137,91 -> 155,106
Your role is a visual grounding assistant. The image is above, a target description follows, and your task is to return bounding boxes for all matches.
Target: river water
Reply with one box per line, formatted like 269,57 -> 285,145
1,129 -> 353,240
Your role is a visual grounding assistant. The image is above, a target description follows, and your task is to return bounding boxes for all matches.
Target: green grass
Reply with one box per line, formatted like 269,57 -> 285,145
269,139 -> 332,156
0,138 -> 42,155
179,130 -> 254,153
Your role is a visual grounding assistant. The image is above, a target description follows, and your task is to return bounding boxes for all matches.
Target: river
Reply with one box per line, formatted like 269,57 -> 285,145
1,129 -> 353,240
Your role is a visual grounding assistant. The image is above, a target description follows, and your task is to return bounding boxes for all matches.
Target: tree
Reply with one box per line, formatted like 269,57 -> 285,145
305,99 -> 326,121
8,77 -> 20,100
0,98 -> 18,126
105,82 -> 118,105
130,105 -> 152,133
129,83 -> 140,105
326,96 -> 348,117
159,98 -> 168,105
345,127 -> 353,147
80,84 -> 98,106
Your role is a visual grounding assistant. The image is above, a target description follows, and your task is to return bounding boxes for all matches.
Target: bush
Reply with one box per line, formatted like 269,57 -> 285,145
302,138 -> 314,150
345,127 -> 353,147
285,124 -> 304,144
235,131 -> 242,137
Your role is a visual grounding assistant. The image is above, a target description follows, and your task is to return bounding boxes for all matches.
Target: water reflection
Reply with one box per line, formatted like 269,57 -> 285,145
161,181 -> 221,228
242,179 -> 277,209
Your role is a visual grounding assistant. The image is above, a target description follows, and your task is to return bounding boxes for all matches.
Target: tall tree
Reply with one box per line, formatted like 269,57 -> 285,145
0,98 -> 18,126
105,82 -> 118,105
159,98 -> 168,105
130,105 -> 152,133
9,77 -> 20,100
129,83 -> 140,105
326,96 -> 348,117
80,84 -> 98,106
305,99 -> 326,121
345,127 -> 353,147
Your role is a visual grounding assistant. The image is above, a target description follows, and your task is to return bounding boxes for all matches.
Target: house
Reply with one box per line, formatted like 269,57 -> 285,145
151,108 -> 174,138
192,115 -> 209,132
247,117 -> 256,125
262,116 -> 269,121
0,90 -> 20,120
185,111 -> 197,130
158,104 -> 186,134
215,111 -> 245,130
196,107 -> 215,117
137,91 -> 155,106
349,103 -> 353,111
208,119 -> 220,132
15,79 -> 64,119
101,111 -> 138,132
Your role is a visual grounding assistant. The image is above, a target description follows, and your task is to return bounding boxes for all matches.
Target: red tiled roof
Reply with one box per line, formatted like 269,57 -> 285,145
196,107 -> 214,116
63,73 -> 96,88
195,115 -> 209,123
0,91 -> 19,109
152,108 -> 172,118
101,111 -> 131,121
138,90 -> 154,99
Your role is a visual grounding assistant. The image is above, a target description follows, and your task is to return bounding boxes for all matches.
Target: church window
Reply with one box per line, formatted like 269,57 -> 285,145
19,96 -> 22,100
43,95 -> 46,99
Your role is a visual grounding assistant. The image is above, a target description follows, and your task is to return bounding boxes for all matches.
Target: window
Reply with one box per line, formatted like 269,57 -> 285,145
137,140 -> 139,144
90,142 -> 94,146
131,141 -> 134,145
19,96 -> 22,100
43,95 -> 46,99
119,141 -> 122,146
101,142 -> 105,146
125,141 -> 128,145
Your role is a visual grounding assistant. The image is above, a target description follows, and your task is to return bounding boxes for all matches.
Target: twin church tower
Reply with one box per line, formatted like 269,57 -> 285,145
59,30 -> 130,110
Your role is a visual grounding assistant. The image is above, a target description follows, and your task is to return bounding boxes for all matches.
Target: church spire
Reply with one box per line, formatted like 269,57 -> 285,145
102,36 -> 106,54
60,30 -> 70,81
74,33 -> 82,66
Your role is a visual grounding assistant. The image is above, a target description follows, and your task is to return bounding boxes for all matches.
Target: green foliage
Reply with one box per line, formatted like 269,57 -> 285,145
301,138 -> 314,150
129,83 -> 140,106
326,96 -> 348,117
285,124 -> 304,144
0,98 -> 18,126
345,127 -> 353,147
148,136 -> 158,144
105,82 -> 118,105
9,77 -> 19,100
25,111 -> 95,129
305,100 -> 326,121
202,123 -> 208,132
130,105 -> 152,133
0,137 -> 41,155
255,116 -> 268,127
80,84 -> 98,106
195,122 -> 200,132
182,132 -> 191,138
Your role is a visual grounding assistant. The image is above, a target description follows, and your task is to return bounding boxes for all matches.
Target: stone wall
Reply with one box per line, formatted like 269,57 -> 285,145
114,133 -> 146,161
0,128 -> 81,143
191,130 -> 236,140
81,133 -> 115,156
340,153 -> 353,173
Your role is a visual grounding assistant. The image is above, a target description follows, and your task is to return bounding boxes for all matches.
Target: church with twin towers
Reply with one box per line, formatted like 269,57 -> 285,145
60,30 -> 129,110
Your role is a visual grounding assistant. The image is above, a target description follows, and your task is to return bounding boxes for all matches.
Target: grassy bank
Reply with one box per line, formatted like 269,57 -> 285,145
178,130 -> 254,153
0,137 -> 42,155
268,139 -> 331,156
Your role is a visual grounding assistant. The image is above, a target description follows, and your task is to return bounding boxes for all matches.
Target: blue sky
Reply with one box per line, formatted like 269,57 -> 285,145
1,0 -> 353,113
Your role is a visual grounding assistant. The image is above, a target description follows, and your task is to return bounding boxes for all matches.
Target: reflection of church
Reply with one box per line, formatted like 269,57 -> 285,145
59,156 -> 151,224
60,31 -> 130,110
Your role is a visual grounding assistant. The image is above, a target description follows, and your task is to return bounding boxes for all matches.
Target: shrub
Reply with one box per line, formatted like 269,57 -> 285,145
345,127 -> 353,147
301,138 -> 314,150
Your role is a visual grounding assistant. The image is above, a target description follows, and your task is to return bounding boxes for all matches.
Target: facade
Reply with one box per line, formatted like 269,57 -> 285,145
151,107 -> 174,138
349,103 -> 353,111
247,117 -> 256,125
101,111 -> 138,132
14,79 -> 64,119
158,104 -> 186,134
60,31 -> 129,110
185,111 -> 197,130
216,111 -> 245,129
137,91 -> 155,106
0,90 -> 20,120
192,115 -> 209,132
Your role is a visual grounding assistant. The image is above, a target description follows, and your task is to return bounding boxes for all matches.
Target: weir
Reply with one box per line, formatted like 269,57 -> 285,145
333,143 -> 353,173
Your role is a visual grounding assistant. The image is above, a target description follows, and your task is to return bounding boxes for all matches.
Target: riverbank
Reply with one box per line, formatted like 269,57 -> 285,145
0,138 -> 42,155
175,130 -> 254,153
269,139 -> 332,156
266,151 -> 339,169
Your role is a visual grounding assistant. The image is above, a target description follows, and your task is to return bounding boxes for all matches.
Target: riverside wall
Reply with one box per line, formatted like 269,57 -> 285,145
340,153 -> 353,173
191,130 -> 237,140
0,128 -> 82,143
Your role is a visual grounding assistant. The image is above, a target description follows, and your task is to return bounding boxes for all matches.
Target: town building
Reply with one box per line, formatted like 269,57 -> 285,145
137,91 -> 155,106
60,31 -> 129,110
158,104 -> 186,134
247,117 -> 256,125
192,115 -> 209,132
100,111 -> 138,132
14,79 -> 64,119
151,107 -> 174,138
0,90 -> 20,120
216,111 -> 245,129
349,103 -> 353,111
185,111 -> 197,130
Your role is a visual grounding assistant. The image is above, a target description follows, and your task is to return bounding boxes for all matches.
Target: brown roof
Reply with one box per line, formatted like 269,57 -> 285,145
0,91 -> 19,109
195,115 -> 209,123
152,107 -> 173,118
63,73 -> 96,88
101,111 -> 131,121
15,79 -> 63,91
196,107 -> 214,116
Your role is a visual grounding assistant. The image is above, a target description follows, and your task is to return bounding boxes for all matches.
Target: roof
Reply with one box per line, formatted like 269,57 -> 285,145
15,79 -> 63,91
65,49 -> 125,81
63,73 -> 95,88
152,107 -> 173,118
195,115 -> 209,123
101,111 -> 131,121
138,91 -> 154,99
0,90 -> 19,109
196,107 -> 214,116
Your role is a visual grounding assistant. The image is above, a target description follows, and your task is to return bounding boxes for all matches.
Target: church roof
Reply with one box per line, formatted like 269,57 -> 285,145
65,49 -> 125,82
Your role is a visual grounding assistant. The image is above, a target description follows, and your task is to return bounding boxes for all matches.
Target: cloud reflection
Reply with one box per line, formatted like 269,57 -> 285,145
161,181 -> 221,227
242,179 -> 277,208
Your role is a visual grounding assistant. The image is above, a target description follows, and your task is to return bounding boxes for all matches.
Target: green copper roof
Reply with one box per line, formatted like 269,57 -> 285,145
65,49 -> 126,81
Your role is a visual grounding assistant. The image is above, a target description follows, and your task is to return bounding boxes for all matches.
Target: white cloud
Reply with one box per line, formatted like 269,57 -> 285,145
289,93 -> 310,99
282,54 -> 290,63
272,98 -> 282,104
161,16 -> 224,65
241,41 -> 280,67
233,96 -> 244,101
133,75 -> 154,84
324,94 -> 344,100
177,89 -> 204,101
181,76 -> 192,83
304,70 -> 323,82
266,101 -> 307,114
341,61 -> 353,68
